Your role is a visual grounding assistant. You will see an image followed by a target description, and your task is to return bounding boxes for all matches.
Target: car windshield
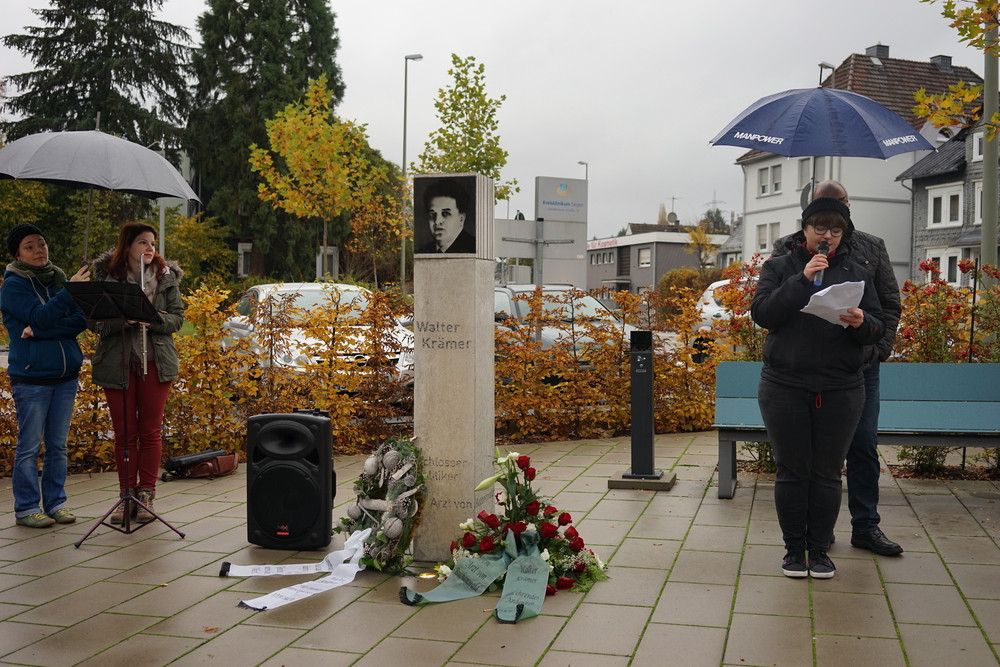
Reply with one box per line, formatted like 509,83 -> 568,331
513,291 -> 617,323
240,286 -> 369,318
288,289 -> 368,315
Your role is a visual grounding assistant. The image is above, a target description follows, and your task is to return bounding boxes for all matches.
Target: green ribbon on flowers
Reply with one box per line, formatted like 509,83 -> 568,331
494,529 -> 549,623
400,530 -> 517,605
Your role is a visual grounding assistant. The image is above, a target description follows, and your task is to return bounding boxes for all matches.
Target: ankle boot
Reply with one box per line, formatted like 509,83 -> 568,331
135,488 -> 155,523
111,490 -> 133,525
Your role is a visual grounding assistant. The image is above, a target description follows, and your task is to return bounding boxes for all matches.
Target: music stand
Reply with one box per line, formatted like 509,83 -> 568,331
66,281 -> 185,546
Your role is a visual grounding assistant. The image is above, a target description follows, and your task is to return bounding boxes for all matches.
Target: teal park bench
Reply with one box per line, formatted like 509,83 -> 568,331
713,361 -> 1000,499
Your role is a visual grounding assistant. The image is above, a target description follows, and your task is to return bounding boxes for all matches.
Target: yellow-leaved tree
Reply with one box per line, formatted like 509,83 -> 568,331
249,75 -> 398,280
166,211 -> 235,289
914,1 -> 999,135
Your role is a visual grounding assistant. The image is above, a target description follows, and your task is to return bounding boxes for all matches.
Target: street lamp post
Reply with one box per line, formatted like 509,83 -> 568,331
577,160 -> 588,180
400,53 -> 423,293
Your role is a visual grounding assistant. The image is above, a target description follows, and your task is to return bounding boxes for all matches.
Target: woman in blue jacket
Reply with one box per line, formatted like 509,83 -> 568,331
751,198 -> 884,579
2,224 -> 90,528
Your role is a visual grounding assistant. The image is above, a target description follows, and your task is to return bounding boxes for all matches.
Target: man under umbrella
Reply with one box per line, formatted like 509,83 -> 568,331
772,180 -> 903,556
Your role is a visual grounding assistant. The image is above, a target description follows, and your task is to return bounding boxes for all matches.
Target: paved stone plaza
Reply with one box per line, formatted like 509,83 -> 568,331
1,432 -> 998,666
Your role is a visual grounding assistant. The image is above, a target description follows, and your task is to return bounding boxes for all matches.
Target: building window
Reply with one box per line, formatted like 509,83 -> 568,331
609,252 -> 615,264
797,158 -> 811,190
974,180 -> 983,225
798,158 -> 825,190
973,131 -> 985,162
756,222 -> 781,252
638,247 -> 652,268
758,165 -> 782,197
590,253 -> 597,265
237,242 -> 252,277
925,248 -> 973,287
316,245 -> 338,278
927,184 -> 963,228
617,246 -> 630,275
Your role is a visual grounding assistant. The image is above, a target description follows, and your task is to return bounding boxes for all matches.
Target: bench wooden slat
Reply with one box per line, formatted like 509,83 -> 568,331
880,403 -> 1000,432
716,397 -> 1000,433
713,361 -> 1000,499
879,363 -> 1000,401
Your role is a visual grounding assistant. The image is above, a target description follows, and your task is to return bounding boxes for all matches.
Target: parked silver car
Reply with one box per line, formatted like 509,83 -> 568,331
224,282 -> 415,382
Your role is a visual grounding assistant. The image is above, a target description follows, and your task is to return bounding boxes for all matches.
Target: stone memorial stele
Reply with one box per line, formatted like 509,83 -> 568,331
411,173 -> 495,562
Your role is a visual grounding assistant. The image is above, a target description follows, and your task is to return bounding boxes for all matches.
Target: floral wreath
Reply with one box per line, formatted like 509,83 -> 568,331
438,450 -> 607,595
335,437 -> 426,574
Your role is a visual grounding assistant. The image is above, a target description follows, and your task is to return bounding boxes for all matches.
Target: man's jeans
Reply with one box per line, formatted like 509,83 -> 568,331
847,362 -> 882,534
12,379 -> 78,518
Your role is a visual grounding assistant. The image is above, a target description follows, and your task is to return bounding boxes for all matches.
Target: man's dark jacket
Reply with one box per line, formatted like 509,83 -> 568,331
417,229 -> 476,254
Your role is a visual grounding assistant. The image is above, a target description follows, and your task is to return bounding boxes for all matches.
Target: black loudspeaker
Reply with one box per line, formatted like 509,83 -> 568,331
246,411 -> 335,550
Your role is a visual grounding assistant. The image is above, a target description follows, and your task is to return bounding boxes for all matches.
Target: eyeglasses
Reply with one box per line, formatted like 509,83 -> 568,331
810,225 -> 845,237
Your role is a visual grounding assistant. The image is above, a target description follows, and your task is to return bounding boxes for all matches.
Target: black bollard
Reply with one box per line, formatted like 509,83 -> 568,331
624,331 -> 660,479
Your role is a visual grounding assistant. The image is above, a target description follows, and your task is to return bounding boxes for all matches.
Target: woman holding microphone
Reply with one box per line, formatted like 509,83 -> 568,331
90,222 -> 184,524
751,198 -> 884,579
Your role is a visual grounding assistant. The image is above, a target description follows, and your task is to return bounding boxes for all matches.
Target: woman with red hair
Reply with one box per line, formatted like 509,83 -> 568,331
90,222 -> 184,525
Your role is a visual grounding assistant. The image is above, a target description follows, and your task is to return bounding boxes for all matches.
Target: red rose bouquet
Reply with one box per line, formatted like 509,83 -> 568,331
438,450 -> 608,595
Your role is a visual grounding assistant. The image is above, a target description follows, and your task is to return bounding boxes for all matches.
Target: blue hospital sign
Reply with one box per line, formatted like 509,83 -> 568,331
535,176 -> 587,223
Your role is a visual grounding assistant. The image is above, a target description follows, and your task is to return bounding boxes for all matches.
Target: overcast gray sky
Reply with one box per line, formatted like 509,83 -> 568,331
0,0 -> 987,239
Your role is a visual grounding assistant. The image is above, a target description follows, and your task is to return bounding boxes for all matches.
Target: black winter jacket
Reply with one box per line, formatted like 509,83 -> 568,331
753,235 -> 884,393
773,228 -> 900,367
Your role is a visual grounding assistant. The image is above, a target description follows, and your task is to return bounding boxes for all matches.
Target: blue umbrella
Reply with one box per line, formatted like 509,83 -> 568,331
710,87 -> 934,158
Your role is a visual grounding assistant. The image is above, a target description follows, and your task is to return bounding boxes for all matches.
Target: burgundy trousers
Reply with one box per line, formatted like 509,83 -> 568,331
104,360 -> 172,491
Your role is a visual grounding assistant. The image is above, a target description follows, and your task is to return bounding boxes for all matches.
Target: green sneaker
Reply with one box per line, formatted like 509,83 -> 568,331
16,513 -> 56,528
48,509 -> 77,524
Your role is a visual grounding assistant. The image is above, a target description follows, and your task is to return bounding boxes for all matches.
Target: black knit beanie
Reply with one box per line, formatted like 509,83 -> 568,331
801,197 -> 852,229
7,223 -> 46,259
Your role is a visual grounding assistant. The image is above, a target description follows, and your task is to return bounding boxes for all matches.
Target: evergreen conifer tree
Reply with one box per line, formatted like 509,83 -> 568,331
187,0 -> 343,278
2,0 -> 192,150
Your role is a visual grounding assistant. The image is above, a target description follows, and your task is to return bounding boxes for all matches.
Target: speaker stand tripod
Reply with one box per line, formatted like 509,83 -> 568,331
65,281 -> 185,547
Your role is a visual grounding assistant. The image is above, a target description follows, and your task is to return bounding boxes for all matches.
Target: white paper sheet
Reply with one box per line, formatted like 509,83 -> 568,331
800,281 -> 864,327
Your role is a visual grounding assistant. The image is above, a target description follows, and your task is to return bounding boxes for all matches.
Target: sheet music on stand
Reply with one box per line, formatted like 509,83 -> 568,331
65,281 -> 162,325
65,280 -> 181,547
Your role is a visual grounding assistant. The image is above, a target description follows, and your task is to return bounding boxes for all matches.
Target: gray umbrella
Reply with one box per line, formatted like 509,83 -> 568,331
0,130 -> 199,200
0,130 -> 201,259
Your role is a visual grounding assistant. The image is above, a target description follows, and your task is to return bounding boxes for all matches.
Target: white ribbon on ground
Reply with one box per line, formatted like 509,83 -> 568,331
221,528 -> 371,611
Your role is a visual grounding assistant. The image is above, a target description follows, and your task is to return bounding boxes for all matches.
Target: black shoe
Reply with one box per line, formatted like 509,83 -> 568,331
781,551 -> 808,578
851,528 -> 903,556
808,551 -> 836,579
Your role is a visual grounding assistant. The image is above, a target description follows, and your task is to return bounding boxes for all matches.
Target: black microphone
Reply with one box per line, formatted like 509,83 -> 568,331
813,240 -> 829,286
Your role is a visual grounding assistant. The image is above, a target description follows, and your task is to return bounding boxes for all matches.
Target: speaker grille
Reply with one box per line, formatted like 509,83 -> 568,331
251,421 -> 318,463
248,464 -> 321,540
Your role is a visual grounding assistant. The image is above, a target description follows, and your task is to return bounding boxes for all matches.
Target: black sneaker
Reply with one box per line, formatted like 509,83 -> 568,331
808,552 -> 836,579
781,551 -> 808,578
851,528 -> 903,556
